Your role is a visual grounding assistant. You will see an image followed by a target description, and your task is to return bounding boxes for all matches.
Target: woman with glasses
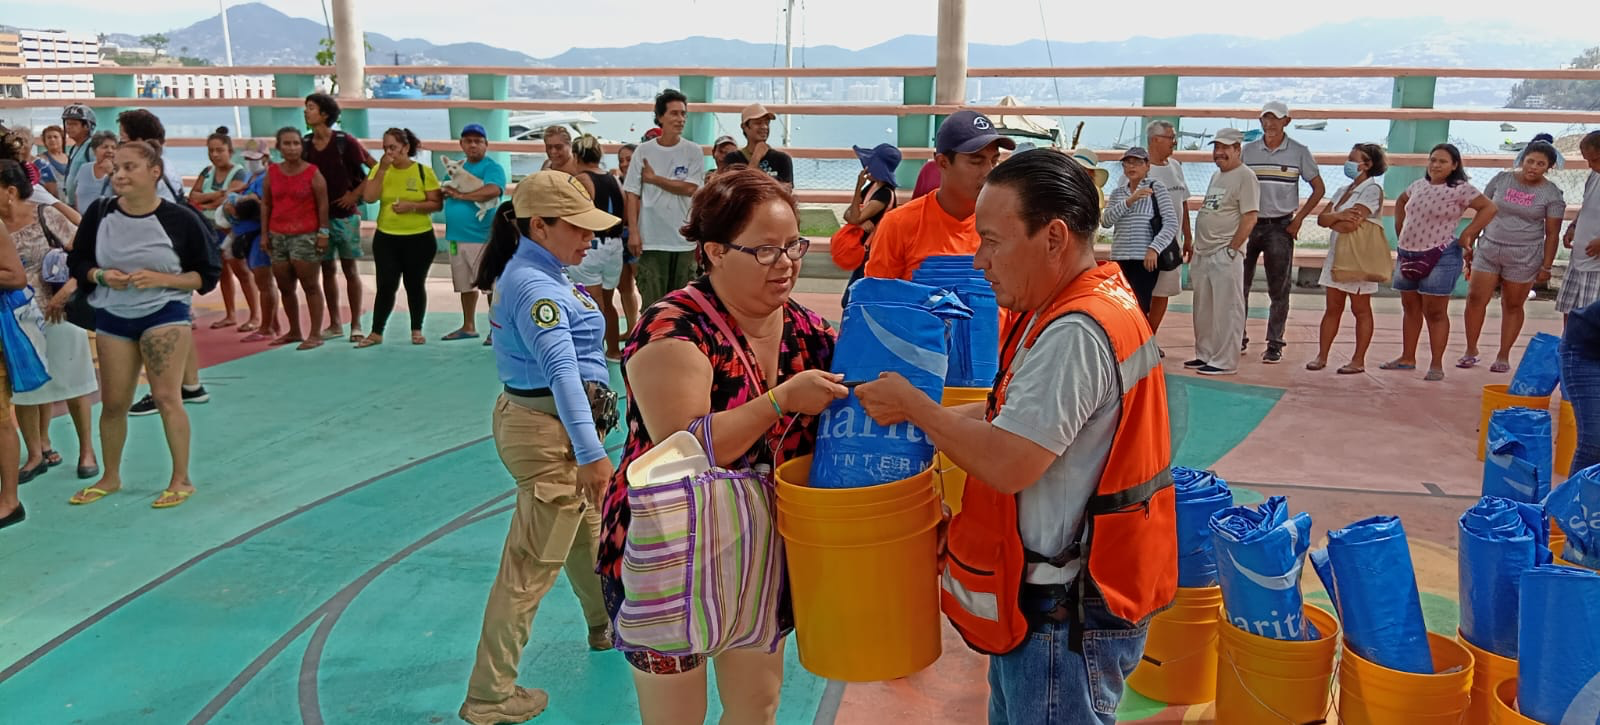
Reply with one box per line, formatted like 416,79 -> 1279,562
598,168 -> 847,724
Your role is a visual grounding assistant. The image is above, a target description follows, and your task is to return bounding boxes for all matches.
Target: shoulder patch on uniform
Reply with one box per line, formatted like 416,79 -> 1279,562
532,299 -> 561,328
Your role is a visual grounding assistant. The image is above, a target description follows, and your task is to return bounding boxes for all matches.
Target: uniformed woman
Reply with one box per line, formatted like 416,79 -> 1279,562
458,171 -> 621,725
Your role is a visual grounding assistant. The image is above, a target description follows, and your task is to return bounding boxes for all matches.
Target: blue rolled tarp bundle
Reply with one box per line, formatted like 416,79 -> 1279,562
1174,467 -> 1233,588
1518,565 -> 1600,724
1457,496 -> 1551,658
910,255 -> 999,388
811,278 -> 971,488
1483,407 -> 1552,505
1209,495 -> 1314,640
1546,463 -> 1600,568
1311,515 -> 1432,674
1509,332 -> 1562,397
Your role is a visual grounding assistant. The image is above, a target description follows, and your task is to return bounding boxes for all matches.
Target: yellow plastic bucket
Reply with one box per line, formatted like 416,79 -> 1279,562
776,484 -> 935,521
1461,630 -> 1518,725
1337,632 -> 1474,725
774,455 -> 935,506
1215,605 -> 1340,724
1556,399 -> 1577,477
1478,384 -> 1551,461
934,386 -> 990,515
1127,586 -> 1222,704
1490,677 -> 1541,725
776,454 -> 944,682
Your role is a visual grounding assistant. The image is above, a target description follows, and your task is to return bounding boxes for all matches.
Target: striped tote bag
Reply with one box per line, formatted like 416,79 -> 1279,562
615,415 -> 786,656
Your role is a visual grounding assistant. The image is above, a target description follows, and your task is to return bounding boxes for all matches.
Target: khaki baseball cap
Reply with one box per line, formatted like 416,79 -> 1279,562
1211,128 -> 1246,146
741,103 -> 776,125
512,171 -> 620,231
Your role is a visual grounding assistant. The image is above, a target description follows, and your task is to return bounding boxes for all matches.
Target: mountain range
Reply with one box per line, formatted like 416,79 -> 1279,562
103,3 -> 1584,72
85,3 -> 1590,107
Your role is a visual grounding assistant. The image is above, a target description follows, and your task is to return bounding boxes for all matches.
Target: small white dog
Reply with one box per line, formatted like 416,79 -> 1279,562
440,156 -> 497,221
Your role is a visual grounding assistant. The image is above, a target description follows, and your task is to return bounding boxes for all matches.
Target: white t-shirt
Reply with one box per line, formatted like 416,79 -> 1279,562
1147,159 -> 1190,217
1571,172 -> 1600,274
621,137 -> 705,253
990,313 -> 1120,585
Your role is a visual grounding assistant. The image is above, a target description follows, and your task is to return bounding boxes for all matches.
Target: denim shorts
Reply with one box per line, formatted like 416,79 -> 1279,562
94,300 -> 191,342
1392,243 -> 1464,296
986,593 -> 1150,725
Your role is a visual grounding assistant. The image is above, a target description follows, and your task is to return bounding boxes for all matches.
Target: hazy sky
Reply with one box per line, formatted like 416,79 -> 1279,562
11,0 -> 1600,57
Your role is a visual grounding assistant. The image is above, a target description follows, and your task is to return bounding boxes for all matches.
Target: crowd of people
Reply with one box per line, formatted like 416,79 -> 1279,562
2,88 -> 1599,725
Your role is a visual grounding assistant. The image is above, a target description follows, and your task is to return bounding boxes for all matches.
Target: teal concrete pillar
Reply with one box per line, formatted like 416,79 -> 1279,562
1386,75 -> 1447,199
897,75 -> 935,189
1141,74 -> 1180,145
251,73 -> 317,138
338,108 -> 369,141
92,73 -> 136,129
678,74 -> 715,156
435,73 -> 510,231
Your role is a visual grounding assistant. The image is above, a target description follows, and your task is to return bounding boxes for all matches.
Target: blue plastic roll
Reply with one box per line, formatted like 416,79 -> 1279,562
1209,496 -> 1314,641
811,279 -> 971,488
1322,515 -> 1433,674
1174,467 -> 1233,587
1458,496 -> 1552,658
1519,565 -> 1600,724
1546,463 -> 1600,568
911,256 -> 998,387
1509,332 -> 1562,396
1483,407 -> 1553,505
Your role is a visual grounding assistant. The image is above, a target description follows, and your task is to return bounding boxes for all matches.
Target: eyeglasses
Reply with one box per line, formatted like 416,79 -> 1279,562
725,238 -> 810,265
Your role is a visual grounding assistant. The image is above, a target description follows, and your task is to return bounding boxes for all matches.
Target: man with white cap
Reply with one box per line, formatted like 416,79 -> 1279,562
1241,101 -> 1324,364
866,110 -> 1014,280
738,103 -> 793,189
1187,128 -> 1260,376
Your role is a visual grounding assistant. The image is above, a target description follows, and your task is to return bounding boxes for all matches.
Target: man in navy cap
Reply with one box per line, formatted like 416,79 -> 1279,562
865,110 -> 1015,280
441,123 -> 508,341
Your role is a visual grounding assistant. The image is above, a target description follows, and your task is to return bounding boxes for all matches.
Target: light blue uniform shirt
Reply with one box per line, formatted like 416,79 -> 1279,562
493,237 -> 610,464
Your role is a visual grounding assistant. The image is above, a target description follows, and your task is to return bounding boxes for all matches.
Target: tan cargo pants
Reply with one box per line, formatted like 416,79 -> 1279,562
466,395 -> 610,702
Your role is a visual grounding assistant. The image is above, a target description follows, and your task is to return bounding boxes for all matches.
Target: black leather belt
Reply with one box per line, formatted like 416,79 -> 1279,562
1021,583 -> 1075,624
504,385 -> 552,398
1260,214 -> 1294,224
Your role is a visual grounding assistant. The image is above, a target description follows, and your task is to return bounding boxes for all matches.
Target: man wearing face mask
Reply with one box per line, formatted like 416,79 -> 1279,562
1240,101 -> 1324,364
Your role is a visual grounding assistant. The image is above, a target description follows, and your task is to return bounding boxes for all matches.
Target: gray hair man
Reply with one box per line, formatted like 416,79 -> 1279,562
1186,128 -> 1260,376
1144,119 -> 1192,333
1240,101 -> 1325,364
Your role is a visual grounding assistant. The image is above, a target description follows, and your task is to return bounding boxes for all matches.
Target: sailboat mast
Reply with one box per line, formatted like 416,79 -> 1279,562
782,0 -> 794,146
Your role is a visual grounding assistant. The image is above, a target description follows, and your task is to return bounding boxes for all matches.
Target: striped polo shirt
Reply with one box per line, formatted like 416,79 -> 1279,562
1242,135 -> 1320,219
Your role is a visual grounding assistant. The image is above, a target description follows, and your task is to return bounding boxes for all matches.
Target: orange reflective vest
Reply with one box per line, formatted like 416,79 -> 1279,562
941,262 -> 1177,655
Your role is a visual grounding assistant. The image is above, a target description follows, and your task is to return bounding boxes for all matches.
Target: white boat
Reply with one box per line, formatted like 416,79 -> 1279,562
508,110 -> 603,142
1500,140 -> 1528,152
1294,120 -> 1327,131
1500,123 -> 1518,133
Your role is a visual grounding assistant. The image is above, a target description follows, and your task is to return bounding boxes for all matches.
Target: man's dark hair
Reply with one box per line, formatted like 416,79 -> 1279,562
654,88 -> 689,125
984,150 -> 1101,237
1582,131 -> 1600,154
305,92 -> 341,126
117,109 -> 166,144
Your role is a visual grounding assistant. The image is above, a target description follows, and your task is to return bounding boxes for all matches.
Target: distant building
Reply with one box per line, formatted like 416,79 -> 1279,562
133,71 -> 273,100
18,29 -> 99,98
0,33 -> 22,98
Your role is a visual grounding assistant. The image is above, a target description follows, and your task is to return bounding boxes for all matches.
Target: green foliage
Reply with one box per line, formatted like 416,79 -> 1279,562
138,33 -> 169,54
315,35 -> 373,94
1508,47 -> 1600,110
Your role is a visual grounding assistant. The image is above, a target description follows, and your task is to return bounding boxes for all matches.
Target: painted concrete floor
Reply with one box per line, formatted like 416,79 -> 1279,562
0,276 -> 1567,724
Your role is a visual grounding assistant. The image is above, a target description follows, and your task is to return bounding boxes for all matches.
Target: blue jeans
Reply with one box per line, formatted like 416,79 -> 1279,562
1560,340 -> 1600,473
986,592 -> 1150,725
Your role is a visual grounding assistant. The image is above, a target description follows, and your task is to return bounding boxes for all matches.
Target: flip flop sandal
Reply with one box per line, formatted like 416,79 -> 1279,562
350,331 -> 365,343
238,322 -> 259,333
1456,355 -> 1480,369
69,487 -> 116,505
209,319 -> 237,329
1305,360 -> 1327,371
411,333 -> 427,345
442,330 -> 480,341
1424,370 -> 1446,382
152,489 -> 193,509
355,336 -> 383,349
43,449 -> 62,467
1337,365 -> 1366,375
320,328 -> 343,340
1379,361 -> 1416,371
1490,361 -> 1512,373
242,331 -> 273,343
